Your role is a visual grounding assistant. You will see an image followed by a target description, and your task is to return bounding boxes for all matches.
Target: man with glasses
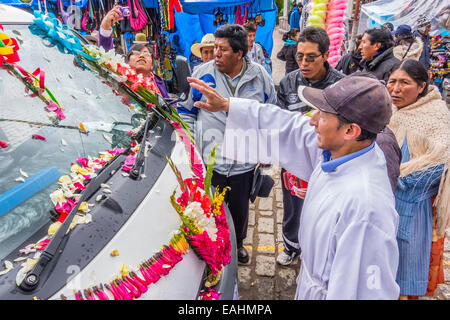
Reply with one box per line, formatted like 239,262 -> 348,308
275,26 -> 344,266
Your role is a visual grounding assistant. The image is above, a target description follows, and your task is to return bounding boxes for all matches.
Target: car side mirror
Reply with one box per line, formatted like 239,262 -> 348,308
175,55 -> 191,101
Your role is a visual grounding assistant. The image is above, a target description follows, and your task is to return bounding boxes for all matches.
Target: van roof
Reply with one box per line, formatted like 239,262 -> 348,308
0,4 -> 34,24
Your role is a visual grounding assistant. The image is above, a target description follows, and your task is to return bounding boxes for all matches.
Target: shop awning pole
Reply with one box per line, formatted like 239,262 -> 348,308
348,0 -> 362,52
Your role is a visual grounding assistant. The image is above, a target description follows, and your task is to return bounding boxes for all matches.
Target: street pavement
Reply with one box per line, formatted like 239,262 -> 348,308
236,26 -> 450,300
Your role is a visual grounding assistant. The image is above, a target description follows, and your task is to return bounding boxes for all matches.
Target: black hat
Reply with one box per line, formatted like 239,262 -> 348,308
249,166 -> 275,203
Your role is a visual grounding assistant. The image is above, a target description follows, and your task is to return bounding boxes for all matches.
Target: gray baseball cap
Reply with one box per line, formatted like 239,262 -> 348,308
297,76 -> 392,134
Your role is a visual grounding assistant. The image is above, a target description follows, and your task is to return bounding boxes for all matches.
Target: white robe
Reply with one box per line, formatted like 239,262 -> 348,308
223,98 -> 400,300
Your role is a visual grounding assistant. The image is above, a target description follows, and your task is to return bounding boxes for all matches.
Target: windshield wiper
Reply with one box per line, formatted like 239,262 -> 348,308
19,152 -> 126,292
0,118 -> 80,131
129,112 -> 153,180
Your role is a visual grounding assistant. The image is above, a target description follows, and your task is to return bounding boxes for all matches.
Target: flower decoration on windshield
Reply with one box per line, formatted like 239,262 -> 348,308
0,25 -> 66,122
47,147 -> 126,234
199,288 -> 221,300
0,24 -> 20,64
30,11 -> 98,62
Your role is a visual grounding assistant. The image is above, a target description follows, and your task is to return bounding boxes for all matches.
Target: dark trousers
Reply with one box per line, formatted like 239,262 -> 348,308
211,169 -> 254,249
280,168 -> 303,255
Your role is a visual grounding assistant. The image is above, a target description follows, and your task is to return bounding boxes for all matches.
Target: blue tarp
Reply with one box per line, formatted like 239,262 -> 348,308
0,0 -> 35,7
2,0 -> 277,60
172,0 -> 277,60
180,0 -> 277,14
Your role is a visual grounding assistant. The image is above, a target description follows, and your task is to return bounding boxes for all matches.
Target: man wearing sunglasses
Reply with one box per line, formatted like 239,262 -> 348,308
275,26 -> 344,266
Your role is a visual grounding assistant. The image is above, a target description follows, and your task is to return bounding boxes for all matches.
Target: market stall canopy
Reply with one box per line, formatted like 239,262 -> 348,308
178,0 -> 277,14
358,0 -> 449,35
169,0 -> 277,63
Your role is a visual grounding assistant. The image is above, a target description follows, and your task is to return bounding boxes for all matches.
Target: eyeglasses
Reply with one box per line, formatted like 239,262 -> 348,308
131,50 -> 152,57
296,53 -> 323,62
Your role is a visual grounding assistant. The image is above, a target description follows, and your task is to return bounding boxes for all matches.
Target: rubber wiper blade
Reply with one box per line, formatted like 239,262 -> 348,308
129,112 -> 152,180
19,152 -> 126,292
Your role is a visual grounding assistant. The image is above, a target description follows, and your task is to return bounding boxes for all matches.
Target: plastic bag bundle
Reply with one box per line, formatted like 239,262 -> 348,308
307,0 -> 329,29
325,0 -> 347,67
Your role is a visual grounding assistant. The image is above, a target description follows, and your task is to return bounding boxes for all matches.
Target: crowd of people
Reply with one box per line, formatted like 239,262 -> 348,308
96,5 -> 449,300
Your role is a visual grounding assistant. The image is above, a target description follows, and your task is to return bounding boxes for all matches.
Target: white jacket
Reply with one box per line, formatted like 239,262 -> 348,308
222,98 -> 400,300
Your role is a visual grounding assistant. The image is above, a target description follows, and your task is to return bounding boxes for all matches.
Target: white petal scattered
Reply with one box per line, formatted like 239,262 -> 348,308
15,258 -> 37,286
0,260 -> 14,276
96,194 -> 104,202
103,189 -> 112,194
15,177 -> 25,183
19,168 -> 29,178
13,257 -> 27,263
100,183 -> 110,189
61,138 -> 68,146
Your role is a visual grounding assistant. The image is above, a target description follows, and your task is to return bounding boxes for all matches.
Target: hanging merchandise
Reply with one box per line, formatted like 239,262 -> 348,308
82,0 -> 98,33
429,33 -> 449,95
325,0 -> 347,67
307,0 -> 329,29
213,8 -> 225,27
56,0 -> 68,24
234,4 -> 248,25
123,31 -> 135,51
246,3 -> 255,24
98,0 -> 107,21
157,0 -> 168,30
254,13 -> 265,27
129,0 -> 148,31
168,0 -> 182,30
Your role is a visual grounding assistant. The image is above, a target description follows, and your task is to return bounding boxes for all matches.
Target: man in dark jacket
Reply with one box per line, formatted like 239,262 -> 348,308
359,27 -> 400,82
336,34 -> 363,75
276,26 -> 345,266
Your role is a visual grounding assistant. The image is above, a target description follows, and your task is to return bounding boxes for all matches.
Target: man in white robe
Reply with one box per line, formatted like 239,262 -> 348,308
187,75 -> 400,300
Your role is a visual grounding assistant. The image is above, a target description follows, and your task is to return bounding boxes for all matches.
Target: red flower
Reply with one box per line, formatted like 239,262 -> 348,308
73,182 -> 86,190
0,140 -> 8,148
76,157 -> 89,167
31,134 -> 46,141
177,191 -> 189,207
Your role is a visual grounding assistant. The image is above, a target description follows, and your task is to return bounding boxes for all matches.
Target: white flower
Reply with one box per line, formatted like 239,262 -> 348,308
50,189 -> 65,206
184,202 -> 218,241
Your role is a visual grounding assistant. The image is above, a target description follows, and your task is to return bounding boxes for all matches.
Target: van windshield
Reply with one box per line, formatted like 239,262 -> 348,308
0,24 -> 146,259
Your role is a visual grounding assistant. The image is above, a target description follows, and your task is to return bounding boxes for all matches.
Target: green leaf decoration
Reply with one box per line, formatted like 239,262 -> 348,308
166,156 -> 188,193
204,144 -> 218,200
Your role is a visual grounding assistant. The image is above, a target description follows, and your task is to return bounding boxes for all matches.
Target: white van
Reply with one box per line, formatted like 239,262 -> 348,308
0,4 -> 237,300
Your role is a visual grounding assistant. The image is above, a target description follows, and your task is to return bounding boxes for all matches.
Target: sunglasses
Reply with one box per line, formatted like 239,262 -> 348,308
296,53 -> 323,62
131,50 -> 152,57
